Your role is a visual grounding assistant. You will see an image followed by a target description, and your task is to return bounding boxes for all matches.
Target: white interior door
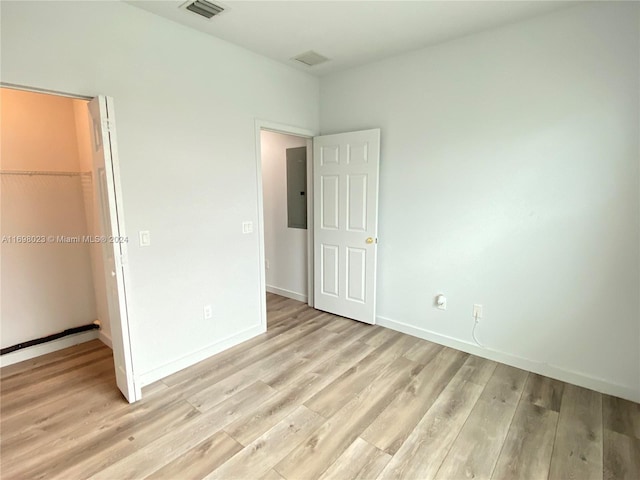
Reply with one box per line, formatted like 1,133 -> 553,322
313,129 -> 380,324
88,96 -> 137,402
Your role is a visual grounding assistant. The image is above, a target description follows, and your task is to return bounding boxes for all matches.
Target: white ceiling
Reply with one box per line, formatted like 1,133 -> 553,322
127,1 -> 577,76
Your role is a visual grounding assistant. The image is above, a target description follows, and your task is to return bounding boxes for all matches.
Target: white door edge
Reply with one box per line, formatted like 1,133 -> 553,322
104,96 -> 139,402
89,95 -> 138,403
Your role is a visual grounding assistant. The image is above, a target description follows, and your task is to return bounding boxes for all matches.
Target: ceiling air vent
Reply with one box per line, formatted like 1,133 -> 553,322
183,0 -> 224,19
292,51 -> 330,67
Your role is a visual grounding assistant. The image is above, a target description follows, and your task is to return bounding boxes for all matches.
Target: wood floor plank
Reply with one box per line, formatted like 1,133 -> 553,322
187,352 -> 304,412
224,341 -> 376,446
491,402 -> 559,480
480,364 -> 529,404
455,354 -> 499,386
134,314 -> 336,416
361,347 -> 468,454
603,394 -> 640,439
323,315 -> 365,334
186,327 -> 342,411
145,431 -> 243,480
2,380 -> 160,472
402,339 -> 444,365
0,343 -> 112,392
2,363 -> 207,472
162,307 -> 331,389
0,376 -> 122,456
5,398 -> 199,480
4,372 -> 203,471
260,321 -> 373,390
304,333 -> 419,418
276,356 -> 421,480
318,437 -> 391,480
268,303 -> 321,328
141,378 -> 170,399
523,372 -> 565,412
377,376 -> 485,480
206,406 -> 325,480
434,365 -> 528,480
548,384 -> 603,480
0,339 -> 105,379
0,356 -> 116,420
261,469 -> 286,480
89,381 -> 276,480
359,325 -> 400,347
0,349 -> 112,400
603,429 -> 640,480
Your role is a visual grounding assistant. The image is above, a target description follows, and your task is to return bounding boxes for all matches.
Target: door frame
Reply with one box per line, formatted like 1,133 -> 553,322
1,82 -> 139,401
254,120 -> 317,330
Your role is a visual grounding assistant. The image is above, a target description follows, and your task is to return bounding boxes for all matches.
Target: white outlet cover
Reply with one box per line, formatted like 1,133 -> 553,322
203,305 -> 213,319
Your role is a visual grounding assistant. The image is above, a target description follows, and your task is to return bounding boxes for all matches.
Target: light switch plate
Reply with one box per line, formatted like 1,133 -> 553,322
139,230 -> 151,247
242,221 -> 253,234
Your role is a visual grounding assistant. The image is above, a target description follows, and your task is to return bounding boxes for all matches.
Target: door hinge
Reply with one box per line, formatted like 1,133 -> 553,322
116,252 -> 127,268
102,119 -> 115,133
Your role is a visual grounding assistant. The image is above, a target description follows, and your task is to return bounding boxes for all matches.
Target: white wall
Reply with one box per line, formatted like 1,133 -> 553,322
0,1 -> 319,384
1,88 -> 81,172
261,130 -> 308,301
0,89 -> 97,349
320,2 -> 640,401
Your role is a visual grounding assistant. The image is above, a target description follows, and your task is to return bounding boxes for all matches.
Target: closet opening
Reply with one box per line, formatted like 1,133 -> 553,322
0,86 -> 136,402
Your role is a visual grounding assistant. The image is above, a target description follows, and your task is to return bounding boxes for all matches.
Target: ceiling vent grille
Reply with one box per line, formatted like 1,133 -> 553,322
292,51 -> 330,67
183,0 -> 224,19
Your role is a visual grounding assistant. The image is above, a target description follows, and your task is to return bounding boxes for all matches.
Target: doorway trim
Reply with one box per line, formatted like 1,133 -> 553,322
1,82 -> 139,400
0,82 -> 93,100
254,119 -> 318,330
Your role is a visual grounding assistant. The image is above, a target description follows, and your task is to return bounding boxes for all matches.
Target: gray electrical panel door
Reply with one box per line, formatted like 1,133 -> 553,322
286,146 -> 307,229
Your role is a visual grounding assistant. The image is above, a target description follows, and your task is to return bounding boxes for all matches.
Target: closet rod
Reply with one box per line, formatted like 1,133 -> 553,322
0,170 -> 90,177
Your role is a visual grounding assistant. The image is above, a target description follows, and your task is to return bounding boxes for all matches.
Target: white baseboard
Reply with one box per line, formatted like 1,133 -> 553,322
99,331 -> 113,349
136,324 -> 265,389
0,330 -> 100,368
376,315 -> 639,403
266,285 -> 308,303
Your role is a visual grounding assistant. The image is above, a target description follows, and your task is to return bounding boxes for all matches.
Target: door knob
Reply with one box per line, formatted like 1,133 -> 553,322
366,237 -> 374,244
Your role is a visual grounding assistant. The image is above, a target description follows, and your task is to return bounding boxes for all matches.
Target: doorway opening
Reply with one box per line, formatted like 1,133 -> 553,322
256,123 -> 315,330
260,130 -> 310,302
0,86 -> 136,401
256,123 -> 382,329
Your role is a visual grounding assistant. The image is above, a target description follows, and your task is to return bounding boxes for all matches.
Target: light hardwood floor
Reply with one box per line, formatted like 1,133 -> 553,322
2,293 -> 639,480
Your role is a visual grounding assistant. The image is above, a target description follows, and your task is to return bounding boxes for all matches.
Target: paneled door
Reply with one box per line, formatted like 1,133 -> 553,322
313,129 -> 380,324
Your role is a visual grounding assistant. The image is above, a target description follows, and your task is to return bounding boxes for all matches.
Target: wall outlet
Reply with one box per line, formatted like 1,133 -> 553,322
436,294 -> 447,310
203,304 -> 213,320
473,304 -> 483,320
